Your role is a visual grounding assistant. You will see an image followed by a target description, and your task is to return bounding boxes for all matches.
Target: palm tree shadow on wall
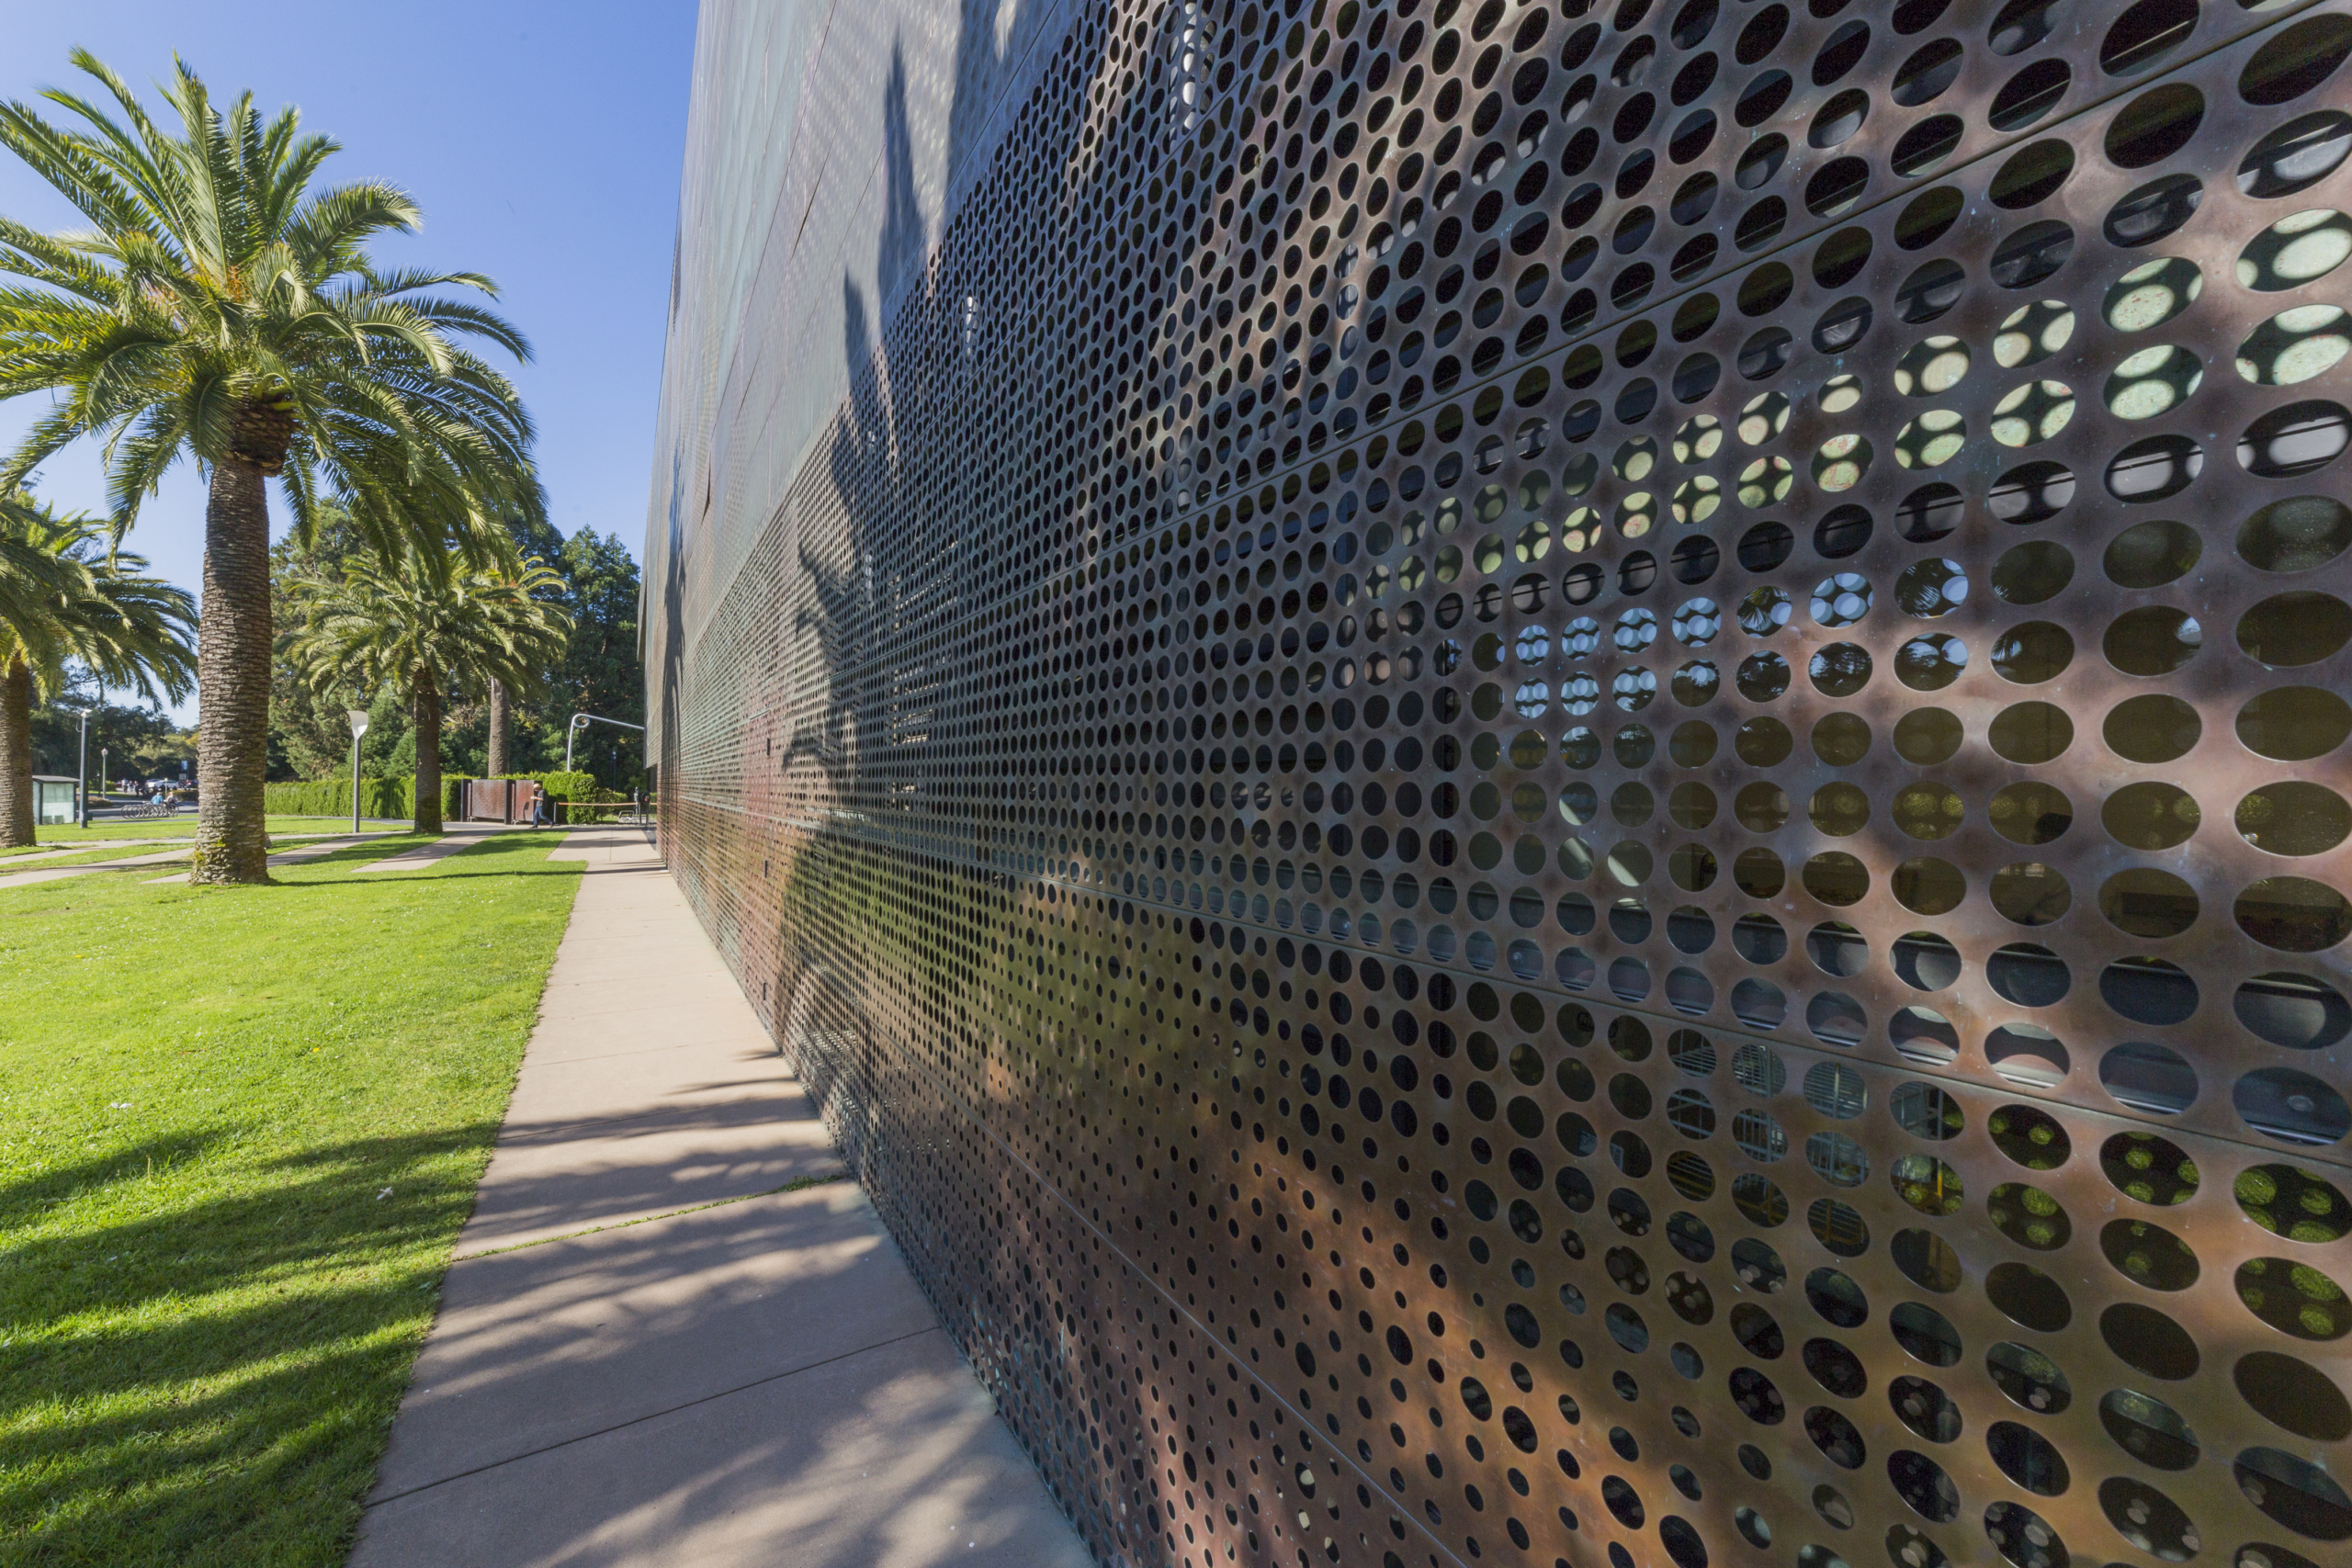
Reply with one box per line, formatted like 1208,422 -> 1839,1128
661,6 -> 1170,1560
742,12 -> 1474,1564
769,36 -> 931,1184
656,7 -> 2352,1564
654,446 -> 689,832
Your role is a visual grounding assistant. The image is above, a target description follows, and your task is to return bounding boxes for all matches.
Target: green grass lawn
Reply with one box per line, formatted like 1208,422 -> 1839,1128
1,827 -> 410,876
0,817 -> 389,858
0,831 -> 582,1565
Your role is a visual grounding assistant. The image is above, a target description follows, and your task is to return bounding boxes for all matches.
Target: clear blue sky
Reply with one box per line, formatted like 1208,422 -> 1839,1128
0,0 -> 698,719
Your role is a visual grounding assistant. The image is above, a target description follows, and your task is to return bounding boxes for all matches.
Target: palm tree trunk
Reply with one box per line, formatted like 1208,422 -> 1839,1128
193,456 -> 273,884
413,670 -> 444,834
0,656 -> 33,849
487,677 -> 510,776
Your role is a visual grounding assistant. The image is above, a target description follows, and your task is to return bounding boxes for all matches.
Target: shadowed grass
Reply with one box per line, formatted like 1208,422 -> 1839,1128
0,830 -> 581,1565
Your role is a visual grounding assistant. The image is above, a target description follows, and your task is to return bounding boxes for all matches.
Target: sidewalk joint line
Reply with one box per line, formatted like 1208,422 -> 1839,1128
452,1169 -> 852,1260
362,1321 -> 938,1508
514,1038 -> 782,1069
492,1092 -> 819,1141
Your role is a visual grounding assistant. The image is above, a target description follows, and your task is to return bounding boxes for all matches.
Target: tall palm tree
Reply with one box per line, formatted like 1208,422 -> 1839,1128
0,490 -> 196,845
288,545 -> 569,834
0,52 -> 541,882
486,676 -> 513,777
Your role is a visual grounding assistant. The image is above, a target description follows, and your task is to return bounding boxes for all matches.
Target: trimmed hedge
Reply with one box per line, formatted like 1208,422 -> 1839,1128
484,771 -> 604,802
263,776 -> 466,818
263,772 -> 618,820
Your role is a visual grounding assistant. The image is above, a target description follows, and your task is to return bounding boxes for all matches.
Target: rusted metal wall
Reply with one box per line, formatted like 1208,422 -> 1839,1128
643,2 -> 2352,1564
460,778 -> 537,823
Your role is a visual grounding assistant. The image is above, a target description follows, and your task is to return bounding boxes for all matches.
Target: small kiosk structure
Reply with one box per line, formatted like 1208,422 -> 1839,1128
31,775 -> 76,827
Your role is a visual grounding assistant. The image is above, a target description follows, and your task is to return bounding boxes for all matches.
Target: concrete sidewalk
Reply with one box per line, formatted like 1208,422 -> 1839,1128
0,829 -> 405,891
141,832 -> 398,883
350,825 -> 1091,1568
353,819 -> 523,873
0,841 -> 219,892
0,838 -> 181,864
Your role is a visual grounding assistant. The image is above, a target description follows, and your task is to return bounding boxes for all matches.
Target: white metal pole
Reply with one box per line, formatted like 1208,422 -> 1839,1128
345,710 -> 370,835
75,709 -> 87,829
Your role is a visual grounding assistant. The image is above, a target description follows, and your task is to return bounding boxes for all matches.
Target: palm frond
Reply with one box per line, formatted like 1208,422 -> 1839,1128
288,539 -> 571,705
0,51 -> 539,570
282,181 -> 420,274
0,400 -> 89,496
0,97 -> 161,244
0,485 -> 193,700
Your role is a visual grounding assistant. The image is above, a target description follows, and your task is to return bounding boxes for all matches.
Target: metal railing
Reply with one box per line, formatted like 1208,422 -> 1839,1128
554,797 -> 655,826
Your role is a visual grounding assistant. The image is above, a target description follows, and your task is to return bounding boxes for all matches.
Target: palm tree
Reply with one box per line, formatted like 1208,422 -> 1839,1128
0,53 -> 541,882
0,490 -> 196,846
486,676 -> 513,777
288,546 -> 569,834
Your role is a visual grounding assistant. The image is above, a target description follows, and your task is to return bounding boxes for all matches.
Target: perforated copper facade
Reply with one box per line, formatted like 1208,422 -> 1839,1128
643,2 -> 2352,1565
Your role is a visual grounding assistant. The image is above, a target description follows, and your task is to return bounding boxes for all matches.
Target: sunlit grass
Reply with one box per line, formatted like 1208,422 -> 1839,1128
0,832 -> 581,1564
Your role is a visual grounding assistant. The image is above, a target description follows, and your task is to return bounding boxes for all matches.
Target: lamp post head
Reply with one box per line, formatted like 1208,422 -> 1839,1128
346,710 -> 370,739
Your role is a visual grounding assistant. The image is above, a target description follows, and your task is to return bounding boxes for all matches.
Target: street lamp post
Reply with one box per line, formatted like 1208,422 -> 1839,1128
346,710 -> 371,835
75,708 -> 89,829
564,711 -> 646,773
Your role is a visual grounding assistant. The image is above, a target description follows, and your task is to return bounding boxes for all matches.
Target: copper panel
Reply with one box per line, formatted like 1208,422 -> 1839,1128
648,2 -> 2352,1565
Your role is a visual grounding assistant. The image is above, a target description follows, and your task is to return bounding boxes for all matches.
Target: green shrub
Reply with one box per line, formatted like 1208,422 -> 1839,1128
264,773 -> 626,824
488,771 -> 598,802
263,776 -> 467,818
